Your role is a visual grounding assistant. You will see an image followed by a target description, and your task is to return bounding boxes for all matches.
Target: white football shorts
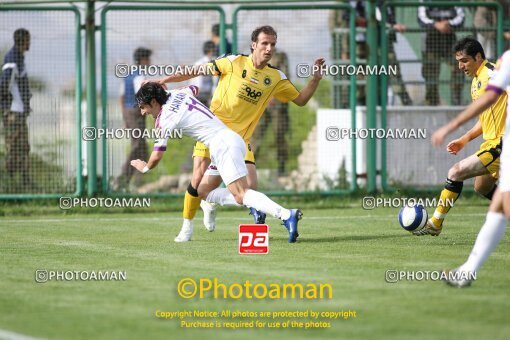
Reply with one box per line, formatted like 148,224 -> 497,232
207,129 -> 248,185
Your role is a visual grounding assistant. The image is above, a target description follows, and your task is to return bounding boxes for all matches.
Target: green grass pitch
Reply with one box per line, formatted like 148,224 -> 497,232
0,205 -> 509,339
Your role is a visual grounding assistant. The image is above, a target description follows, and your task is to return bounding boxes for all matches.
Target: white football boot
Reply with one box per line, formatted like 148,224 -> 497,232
200,200 -> 217,232
174,219 -> 193,242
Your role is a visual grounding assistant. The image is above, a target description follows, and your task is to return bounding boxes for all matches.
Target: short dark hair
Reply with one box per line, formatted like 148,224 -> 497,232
135,82 -> 169,107
133,47 -> 152,63
203,40 -> 216,55
251,25 -> 277,44
211,24 -> 220,37
454,37 -> 485,60
14,28 -> 30,46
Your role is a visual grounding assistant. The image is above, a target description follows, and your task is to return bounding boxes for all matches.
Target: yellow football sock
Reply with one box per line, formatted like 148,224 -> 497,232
183,184 -> 201,220
431,178 -> 463,228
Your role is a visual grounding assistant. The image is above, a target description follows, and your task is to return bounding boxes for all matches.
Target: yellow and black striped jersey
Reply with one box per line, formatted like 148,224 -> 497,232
207,54 -> 299,141
471,60 -> 507,143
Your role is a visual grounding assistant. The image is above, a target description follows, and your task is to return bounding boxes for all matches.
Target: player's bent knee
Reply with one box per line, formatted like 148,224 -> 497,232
447,164 -> 462,181
197,185 -> 214,199
474,185 -> 487,196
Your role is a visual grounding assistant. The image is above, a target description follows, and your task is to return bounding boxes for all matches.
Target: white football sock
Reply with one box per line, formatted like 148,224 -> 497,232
242,189 -> 291,220
174,219 -> 193,242
459,211 -> 507,274
201,200 -> 217,211
206,188 -> 241,206
183,219 -> 192,227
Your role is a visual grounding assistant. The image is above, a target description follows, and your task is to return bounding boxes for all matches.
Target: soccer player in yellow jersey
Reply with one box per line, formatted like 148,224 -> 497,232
156,26 -> 325,242
431,49 -> 510,286
415,37 -> 507,236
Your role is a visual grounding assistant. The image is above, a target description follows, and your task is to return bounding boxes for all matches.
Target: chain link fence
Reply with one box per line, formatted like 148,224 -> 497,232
0,7 -> 81,198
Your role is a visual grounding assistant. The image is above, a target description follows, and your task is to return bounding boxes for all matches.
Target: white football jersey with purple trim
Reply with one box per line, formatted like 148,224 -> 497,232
487,50 -> 510,126
153,85 -> 228,151
487,50 -> 510,192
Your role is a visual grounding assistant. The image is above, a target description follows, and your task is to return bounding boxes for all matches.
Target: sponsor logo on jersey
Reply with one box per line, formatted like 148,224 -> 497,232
237,83 -> 263,104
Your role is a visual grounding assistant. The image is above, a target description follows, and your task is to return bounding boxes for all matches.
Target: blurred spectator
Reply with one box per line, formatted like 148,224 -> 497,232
211,23 -> 232,57
474,0 -> 498,60
189,41 -> 216,106
117,47 -> 151,189
376,1 -> 413,105
498,0 -> 510,49
253,51 -> 290,176
328,8 -> 350,108
0,28 -> 32,189
340,1 -> 369,106
418,2 -> 465,105
330,1 -> 412,106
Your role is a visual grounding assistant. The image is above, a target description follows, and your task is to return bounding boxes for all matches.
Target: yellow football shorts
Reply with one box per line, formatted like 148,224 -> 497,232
193,140 -> 255,164
476,138 -> 502,179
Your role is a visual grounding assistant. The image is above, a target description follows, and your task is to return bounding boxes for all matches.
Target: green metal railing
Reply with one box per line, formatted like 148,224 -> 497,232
0,5 -> 83,200
379,1 -> 504,193
100,5 -> 226,197
5,1 -> 498,199
233,3 -> 358,194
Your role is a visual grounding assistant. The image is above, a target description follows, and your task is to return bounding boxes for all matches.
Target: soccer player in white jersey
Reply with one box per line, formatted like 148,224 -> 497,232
431,50 -> 510,287
130,82 -> 301,242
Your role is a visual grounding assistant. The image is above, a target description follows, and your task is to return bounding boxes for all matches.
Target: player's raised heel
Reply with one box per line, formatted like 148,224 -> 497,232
249,207 -> 267,224
201,200 -> 217,232
283,209 -> 302,243
413,219 -> 442,236
174,220 -> 193,242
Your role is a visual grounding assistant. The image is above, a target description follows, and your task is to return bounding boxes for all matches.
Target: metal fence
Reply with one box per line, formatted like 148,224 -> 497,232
100,3 -> 357,196
0,6 -> 82,199
379,1 -> 503,191
100,5 -> 226,196
0,0 -> 507,199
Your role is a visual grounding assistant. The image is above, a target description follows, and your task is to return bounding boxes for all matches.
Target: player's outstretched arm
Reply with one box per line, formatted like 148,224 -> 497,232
446,120 -> 482,155
431,90 -> 500,147
130,151 -> 165,173
156,64 -> 213,85
292,58 -> 325,106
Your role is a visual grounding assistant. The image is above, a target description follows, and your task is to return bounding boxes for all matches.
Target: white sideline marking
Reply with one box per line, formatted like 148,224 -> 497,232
1,213 -> 488,224
0,329 -> 42,340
